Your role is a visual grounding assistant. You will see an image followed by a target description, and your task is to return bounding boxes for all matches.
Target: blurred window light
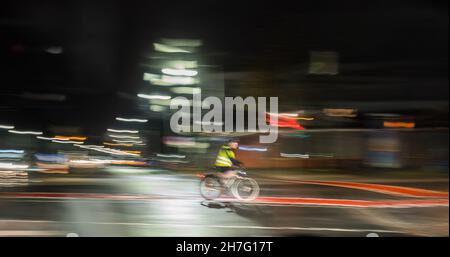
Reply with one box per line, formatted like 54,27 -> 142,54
45,46 -> 63,54
116,117 -> 148,123
383,121 -> 415,129
35,153 -> 68,163
171,87 -> 201,94
280,153 -> 310,158
165,60 -> 198,69
162,68 -> 198,77
150,105 -> 165,112
68,160 -> 106,169
238,146 -> 268,152
0,150 -> 25,154
158,159 -> 189,163
77,145 -> 139,156
297,117 -> 315,121
162,75 -> 198,85
0,162 -> 29,170
54,136 -> 86,141
123,150 -> 141,154
0,125 -> 15,129
148,99 -> 173,106
163,137 -> 210,149
8,130 -> 43,135
156,154 -> 186,158
75,145 -> 93,149
108,134 -> 140,139
323,108 -> 358,117
51,140 -> 84,144
143,72 -> 159,82
69,159 -> 108,164
160,38 -> 202,47
107,129 -> 139,134
112,139 -> 143,144
144,76 -> 174,86
138,94 -> 171,100
309,153 -> 334,158
0,153 -> 25,159
154,43 -> 190,53
104,142 -> 133,147
37,136 -> 55,140
143,73 -> 198,85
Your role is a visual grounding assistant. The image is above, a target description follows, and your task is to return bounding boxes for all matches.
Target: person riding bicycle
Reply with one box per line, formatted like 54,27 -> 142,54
198,139 -> 259,201
214,139 -> 243,184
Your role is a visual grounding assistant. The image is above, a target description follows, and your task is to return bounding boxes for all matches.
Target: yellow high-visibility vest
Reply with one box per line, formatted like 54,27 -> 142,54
214,146 -> 235,167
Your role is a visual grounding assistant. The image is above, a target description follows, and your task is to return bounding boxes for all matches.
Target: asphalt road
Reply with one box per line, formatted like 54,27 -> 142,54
0,167 -> 448,237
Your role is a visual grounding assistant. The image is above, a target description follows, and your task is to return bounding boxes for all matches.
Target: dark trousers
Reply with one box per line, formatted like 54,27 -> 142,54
215,166 -> 232,173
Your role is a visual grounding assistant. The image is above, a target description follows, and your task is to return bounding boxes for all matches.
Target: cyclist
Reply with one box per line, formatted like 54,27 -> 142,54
214,139 -> 243,185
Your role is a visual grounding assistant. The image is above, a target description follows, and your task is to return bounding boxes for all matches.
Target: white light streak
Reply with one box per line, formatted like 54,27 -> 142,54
171,87 -> 201,94
112,139 -> 143,144
0,150 -> 25,154
107,129 -> 139,134
280,153 -> 310,158
0,125 -> 15,130
156,154 -> 186,159
116,117 -> 148,123
8,130 -> 43,135
108,134 -> 140,139
51,140 -> 84,144
150,105 -> 165,112
162,68 -> 198,77
238,146 -> 268,152
137,94 -> 171,100
153,43 -> 190,53
0,162 -> 29,170
76,145 -> 138,156
36,136 -> 55,141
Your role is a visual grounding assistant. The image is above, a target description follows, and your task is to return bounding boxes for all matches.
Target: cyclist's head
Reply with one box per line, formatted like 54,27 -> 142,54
228,138 -> 239,149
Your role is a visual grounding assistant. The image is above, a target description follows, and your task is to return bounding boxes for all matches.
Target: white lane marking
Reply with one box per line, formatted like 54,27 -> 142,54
0,219 -> 402,234
0,230 -> 65,236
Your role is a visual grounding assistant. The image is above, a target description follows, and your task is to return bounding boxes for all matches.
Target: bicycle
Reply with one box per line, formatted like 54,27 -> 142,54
199,168 -> 260,201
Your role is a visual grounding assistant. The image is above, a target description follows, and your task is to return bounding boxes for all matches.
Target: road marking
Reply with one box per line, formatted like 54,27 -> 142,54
0,192 -> 164,200
0,192 -> 448,208
248,197 -> 449,208
0,219 -> 403,234
0,230 -> 65,236
264,179 -> 449,198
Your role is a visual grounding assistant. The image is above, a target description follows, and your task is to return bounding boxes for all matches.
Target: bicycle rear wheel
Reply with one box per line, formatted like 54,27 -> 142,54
199,175 -> 223,200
